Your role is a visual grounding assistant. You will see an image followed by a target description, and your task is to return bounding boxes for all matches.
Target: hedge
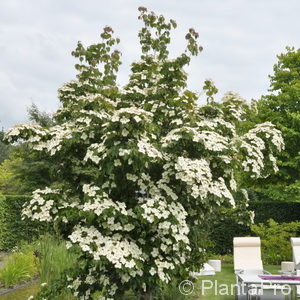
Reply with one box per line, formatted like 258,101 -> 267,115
209,219 -> 251,255
0,195 -> 48,250
210,201 -> 300,255
249,201 -> 300,224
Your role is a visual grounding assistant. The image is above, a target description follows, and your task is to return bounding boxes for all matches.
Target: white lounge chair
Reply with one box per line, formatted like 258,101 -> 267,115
291,238 -> 300,297
291,238 -> 300,270
234,237 -> 289,300
234,237 -> 264,274
190,263 -> 216,277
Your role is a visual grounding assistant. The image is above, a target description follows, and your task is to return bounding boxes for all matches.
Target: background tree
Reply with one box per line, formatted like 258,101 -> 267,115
0,154 -> 22,194
5,8 -> 283,300
0,105 -> 54,195
11,104 -> 54,194
27,103 -> 54,127
247,47 -> 300,201
0,130 -> 11,163
0,130 -> 13,194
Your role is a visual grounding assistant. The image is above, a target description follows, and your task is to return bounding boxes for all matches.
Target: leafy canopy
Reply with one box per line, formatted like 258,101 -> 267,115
249,47 -> 300,201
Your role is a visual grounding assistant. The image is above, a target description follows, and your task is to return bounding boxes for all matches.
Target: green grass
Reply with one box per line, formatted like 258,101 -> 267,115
0,250 -> 38,288
0,281 -> 40,300
190,264 -> 280,300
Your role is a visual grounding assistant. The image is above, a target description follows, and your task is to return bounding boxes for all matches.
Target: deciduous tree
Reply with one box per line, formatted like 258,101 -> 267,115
248,47 -> 300,201
6,8 -> 283,299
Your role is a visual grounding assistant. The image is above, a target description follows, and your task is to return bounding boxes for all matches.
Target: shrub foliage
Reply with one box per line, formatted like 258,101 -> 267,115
252,219 -> 300,265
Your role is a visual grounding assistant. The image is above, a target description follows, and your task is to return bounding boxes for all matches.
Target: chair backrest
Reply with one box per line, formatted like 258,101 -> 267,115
291,238 -> 300,269
233,237 -> 263,272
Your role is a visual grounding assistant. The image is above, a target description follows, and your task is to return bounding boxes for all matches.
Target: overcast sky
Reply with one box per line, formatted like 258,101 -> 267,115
0,0 -> 299,129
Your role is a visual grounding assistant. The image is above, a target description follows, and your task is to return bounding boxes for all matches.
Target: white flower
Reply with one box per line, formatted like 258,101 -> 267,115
149,267 -> 156,275
137,138 -> 162,159
68,226 -> 144,269
114,159 -> 122,166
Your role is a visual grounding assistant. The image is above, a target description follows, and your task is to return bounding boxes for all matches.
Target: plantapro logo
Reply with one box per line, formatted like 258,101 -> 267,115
178,280 -> 194,295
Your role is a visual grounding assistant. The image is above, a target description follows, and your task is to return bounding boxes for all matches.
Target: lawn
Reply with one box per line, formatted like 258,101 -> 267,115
0,281 -> 40,300
191,264 -> 280,300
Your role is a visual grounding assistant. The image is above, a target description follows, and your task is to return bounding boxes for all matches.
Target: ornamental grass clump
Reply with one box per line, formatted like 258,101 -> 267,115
5,7 -> 284,300
0,247 -> 38,288
36,234 -> 78,284
36,234 -> 78,300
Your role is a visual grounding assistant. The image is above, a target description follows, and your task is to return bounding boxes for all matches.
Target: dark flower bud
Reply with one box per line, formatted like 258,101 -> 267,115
185,33 -> 191,40
112,50 -> 121,57
138,6 -> 147,13
103,26 -> 113,33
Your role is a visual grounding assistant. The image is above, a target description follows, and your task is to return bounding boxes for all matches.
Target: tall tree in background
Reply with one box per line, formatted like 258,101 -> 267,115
0,105 -> 53,195
0,131 -> 11,163
27,103 -> 54,127
249,47 -> 300,201
12,104 -> 54,194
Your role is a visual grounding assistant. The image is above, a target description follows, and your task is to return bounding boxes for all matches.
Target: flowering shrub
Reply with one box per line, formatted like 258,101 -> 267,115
5,8 -> 284,300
